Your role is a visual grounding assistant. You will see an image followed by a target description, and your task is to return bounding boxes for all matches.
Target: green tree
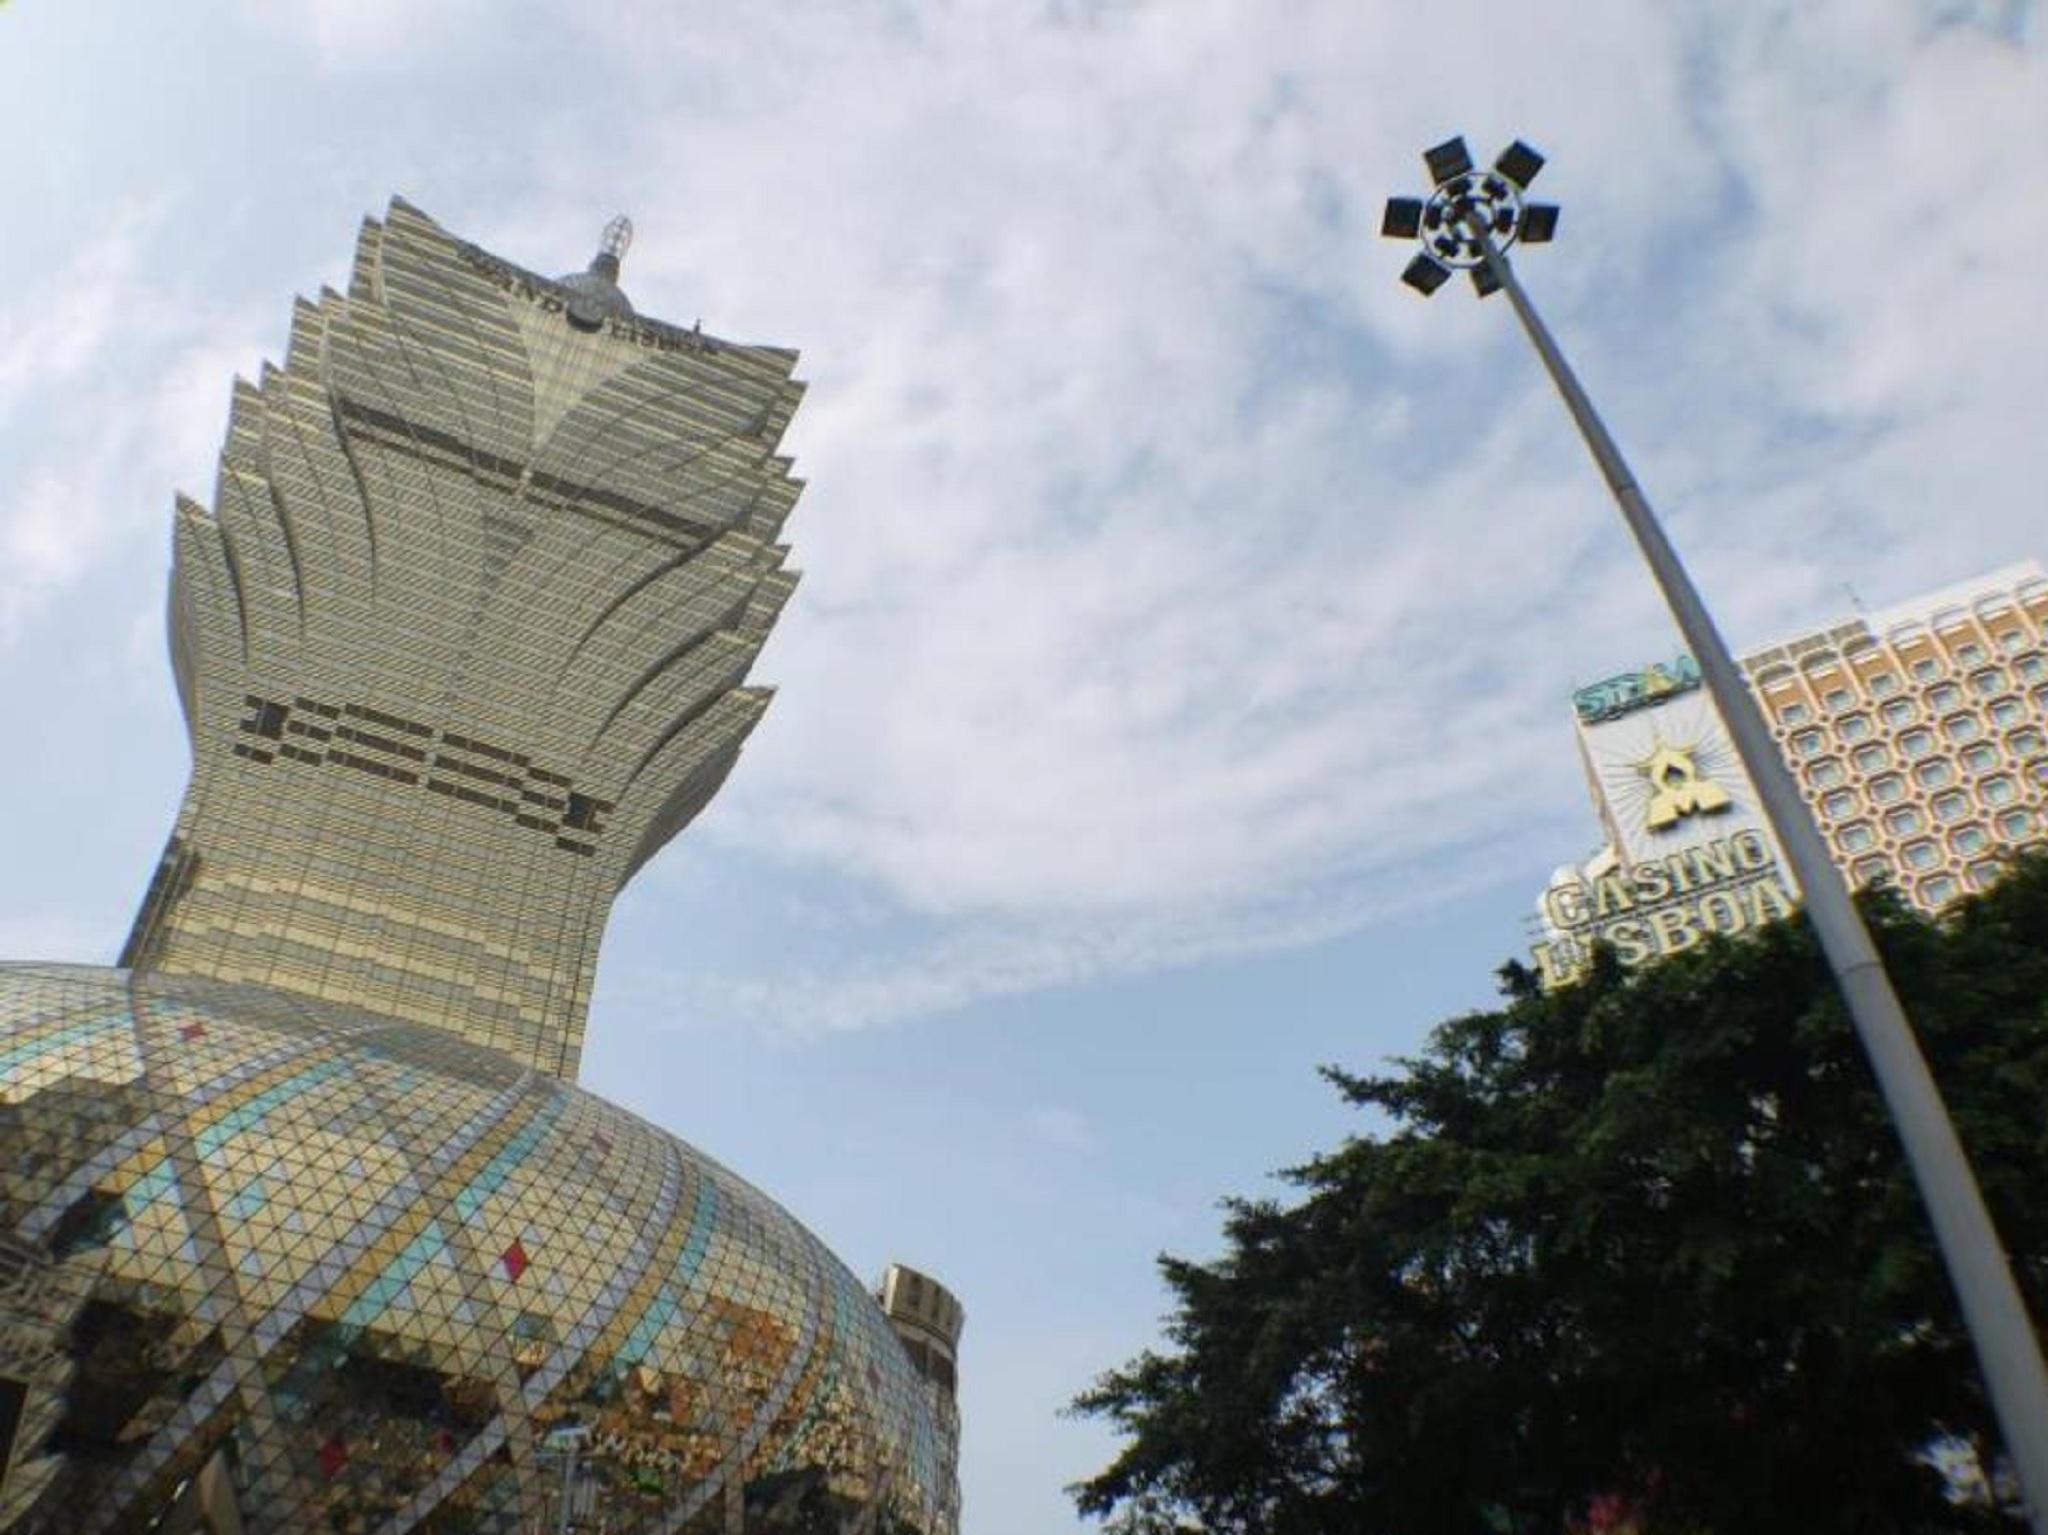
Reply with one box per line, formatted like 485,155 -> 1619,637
1072,856 -> 2048,1535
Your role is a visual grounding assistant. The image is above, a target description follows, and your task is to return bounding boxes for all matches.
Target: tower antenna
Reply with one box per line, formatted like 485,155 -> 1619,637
598,215 -> 633,273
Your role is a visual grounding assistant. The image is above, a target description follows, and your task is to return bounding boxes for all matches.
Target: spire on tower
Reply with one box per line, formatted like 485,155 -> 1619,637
564,215 -> 637,329
593,215 -> 633,280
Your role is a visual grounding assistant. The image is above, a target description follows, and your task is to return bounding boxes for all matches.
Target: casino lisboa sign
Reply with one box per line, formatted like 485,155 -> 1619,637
1531,659 -> 1797,987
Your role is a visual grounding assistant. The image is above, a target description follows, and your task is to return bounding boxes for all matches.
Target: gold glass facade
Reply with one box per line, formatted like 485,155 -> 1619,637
0,203 -> 964,1532
1744,563 -> 2048,911
120,199 -> 805,1082
0,965 -> 954,1533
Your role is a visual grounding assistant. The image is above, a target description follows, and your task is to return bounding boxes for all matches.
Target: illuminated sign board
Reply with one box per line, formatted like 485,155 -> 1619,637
1573,654 -> 1701,725
1531,828 -> 1796,988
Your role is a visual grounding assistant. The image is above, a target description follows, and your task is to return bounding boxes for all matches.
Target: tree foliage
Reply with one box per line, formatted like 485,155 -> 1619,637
1071,856 -> 2048,1534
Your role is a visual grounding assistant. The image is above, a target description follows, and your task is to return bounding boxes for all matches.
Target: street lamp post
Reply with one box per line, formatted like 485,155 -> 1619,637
537,1422 -> 599,1534
1383,135 -> 2048,1530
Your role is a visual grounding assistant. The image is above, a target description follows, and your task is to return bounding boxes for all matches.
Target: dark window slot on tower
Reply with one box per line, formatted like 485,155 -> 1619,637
0,1374 -> 26,1486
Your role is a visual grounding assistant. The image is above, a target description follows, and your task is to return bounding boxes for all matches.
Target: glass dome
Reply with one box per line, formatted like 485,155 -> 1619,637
0,963 -> 952,1534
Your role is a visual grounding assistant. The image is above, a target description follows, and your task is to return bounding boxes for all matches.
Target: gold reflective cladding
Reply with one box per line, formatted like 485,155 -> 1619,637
0,201 -> 962,1532
0,964 -> 957,1533
122,198 -> 806,1083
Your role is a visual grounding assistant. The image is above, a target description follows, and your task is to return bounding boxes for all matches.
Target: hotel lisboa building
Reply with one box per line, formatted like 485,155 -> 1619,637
1533,562 -> 2048,986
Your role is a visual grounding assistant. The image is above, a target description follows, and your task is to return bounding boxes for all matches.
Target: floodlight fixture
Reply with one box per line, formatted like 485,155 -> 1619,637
1423,136 -> 1472,186
1494,139 -> 1545,189
1520,203 -> 1560,244
1381,135 -> 1551,298
1375,133 -> 2048,1530
1401,254 -> 1453,295
1381,197 -> 1424,240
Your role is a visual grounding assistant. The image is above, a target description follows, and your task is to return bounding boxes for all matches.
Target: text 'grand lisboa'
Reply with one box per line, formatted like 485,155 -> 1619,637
0,201 -> 964,1535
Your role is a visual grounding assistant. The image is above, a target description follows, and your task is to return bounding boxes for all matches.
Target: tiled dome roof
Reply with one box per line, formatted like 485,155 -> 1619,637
0,963 -> 951,1534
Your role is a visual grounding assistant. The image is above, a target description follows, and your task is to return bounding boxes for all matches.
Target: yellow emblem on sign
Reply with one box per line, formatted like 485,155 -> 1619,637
1641,742 -> 1731,829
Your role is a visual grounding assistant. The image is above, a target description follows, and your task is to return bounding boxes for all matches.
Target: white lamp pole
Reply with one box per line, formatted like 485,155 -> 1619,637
1383,134 -> 2048,1531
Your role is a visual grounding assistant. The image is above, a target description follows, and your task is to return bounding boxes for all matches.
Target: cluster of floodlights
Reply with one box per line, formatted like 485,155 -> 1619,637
1382,136 -> 1559,297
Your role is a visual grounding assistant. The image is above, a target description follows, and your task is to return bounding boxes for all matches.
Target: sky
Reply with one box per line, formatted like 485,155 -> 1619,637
2,1 -> 2045,1529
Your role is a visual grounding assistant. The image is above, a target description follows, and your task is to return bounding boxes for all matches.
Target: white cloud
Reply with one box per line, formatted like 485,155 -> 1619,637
0,203 -> 269,647
234,0 -> 490,65
601,1 -> 2041,1023
11,0 -> 2044,1031
0,204 -> 164,416
676,826 -> 1557,1036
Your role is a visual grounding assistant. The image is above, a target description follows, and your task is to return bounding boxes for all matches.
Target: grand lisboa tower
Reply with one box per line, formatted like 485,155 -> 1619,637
0,202 -> 964,1534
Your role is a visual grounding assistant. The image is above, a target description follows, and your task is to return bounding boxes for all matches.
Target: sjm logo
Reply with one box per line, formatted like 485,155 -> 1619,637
1640,742 -> 1731,830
